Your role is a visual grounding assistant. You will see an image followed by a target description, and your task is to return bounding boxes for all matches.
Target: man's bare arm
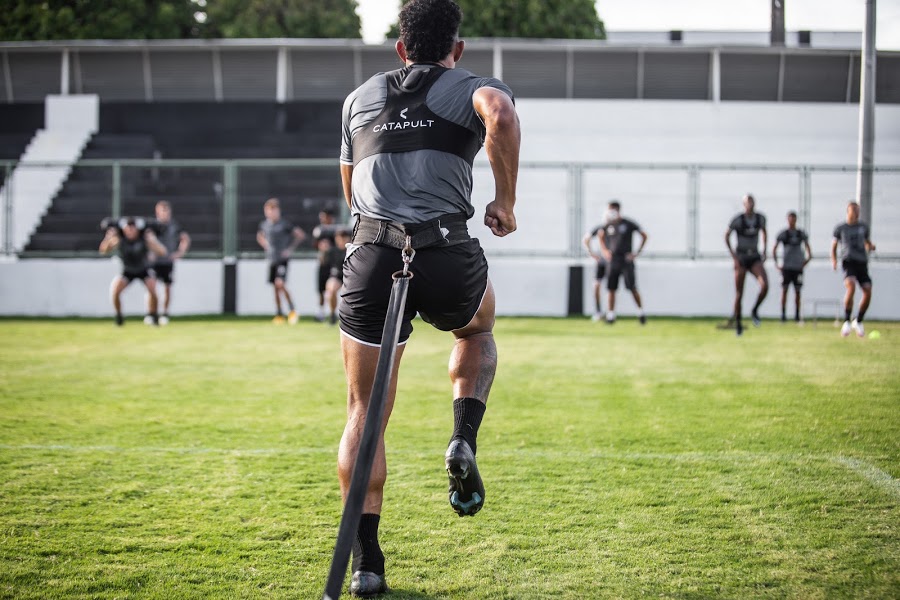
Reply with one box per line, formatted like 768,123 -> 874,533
830,239 -> 838,270
174,232 -> 191,260
340,164 -> 353,211
99,230 -> 119,254
474,87 -> 520,237
257,231 -> 268,252
145,231 -> 168,257
803,239 -> 813,266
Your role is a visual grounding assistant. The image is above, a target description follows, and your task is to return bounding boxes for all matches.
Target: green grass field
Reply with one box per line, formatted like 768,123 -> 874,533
1,317 -> 898,599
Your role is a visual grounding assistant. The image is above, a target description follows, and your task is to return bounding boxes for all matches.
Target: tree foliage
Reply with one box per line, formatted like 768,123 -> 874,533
204,0 -> 361,38
386,0 -> 605,40
0,0 -> 362,41
0,0 -> 199,41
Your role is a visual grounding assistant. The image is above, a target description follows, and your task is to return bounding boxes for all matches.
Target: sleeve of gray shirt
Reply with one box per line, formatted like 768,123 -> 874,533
340,74 -> 387,165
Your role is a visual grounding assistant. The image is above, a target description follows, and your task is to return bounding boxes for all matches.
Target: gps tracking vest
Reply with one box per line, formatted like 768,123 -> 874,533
352,65 -> 482,166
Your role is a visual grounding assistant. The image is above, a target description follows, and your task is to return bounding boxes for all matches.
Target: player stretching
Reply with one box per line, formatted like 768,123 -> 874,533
725,194 -> 768,336
772,210 -> 811,323
99,217 -> 168,326
598,201 -> 647,324
257,198 -> 306,324
831,201 -> 876,338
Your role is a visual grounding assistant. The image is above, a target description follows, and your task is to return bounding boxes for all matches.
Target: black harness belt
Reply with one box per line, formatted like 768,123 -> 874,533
352,212 -> 471,250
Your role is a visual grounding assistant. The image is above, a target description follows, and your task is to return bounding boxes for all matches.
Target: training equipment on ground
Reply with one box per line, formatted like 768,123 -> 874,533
322,252 -> 413,600
868,330 -> 881,339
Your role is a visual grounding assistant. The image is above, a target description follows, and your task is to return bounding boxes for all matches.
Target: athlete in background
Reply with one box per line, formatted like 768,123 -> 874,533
725,194 -> 768,336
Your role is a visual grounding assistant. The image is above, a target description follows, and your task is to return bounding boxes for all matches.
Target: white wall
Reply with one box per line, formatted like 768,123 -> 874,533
510,100 -> 900,165
0,257 -> 897,321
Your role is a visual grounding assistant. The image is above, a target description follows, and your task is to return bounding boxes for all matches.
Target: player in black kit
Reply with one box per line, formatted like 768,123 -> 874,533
583,224 -> 608,321
322,227 -> 350,325
99,217 -> 168,326
772,211 -> 812,323
148,201 -> 191,326
598,201 -> 648,324
725,194 -> 768,336
831,201 -> 877,338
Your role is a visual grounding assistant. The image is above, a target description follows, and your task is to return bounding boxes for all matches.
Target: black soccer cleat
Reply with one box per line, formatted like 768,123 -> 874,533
115,314 -> 124,326
751,312 -> 761,327
349,571 -> 388,598
445,438 -> 485,517
639,314 -> 647,325
736,320 -> 744,337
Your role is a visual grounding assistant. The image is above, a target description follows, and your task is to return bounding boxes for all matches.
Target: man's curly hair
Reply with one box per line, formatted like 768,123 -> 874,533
399,0 -> 462,63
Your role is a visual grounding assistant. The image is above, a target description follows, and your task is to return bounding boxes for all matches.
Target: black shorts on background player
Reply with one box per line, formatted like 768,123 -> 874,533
268,260 -> 288,284
842,260 -> 871,286
607,259 -> 636,291
122,268 -> 151,283
151,264 -> 174,285
595,261 -> 606,280
340,241 -> 488,345
737,251 -> 762,269
781,269 -> 803,289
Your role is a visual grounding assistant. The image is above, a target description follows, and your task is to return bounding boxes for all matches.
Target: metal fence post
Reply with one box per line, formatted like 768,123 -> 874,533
111,161 -> 121,219
687,166 -> 700,260
3,161 -> 11,255
570,164 -> 583,258
222,161 -> 238,259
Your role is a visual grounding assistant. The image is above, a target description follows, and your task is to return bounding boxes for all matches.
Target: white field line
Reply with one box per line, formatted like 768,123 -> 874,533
1,444 -> 897,498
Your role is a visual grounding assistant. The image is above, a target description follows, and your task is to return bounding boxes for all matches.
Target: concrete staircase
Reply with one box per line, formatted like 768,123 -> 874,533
0,95 -> 98,253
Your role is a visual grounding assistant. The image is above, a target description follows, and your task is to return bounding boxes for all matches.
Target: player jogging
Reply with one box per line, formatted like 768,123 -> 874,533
583,223 -> 608,321
322,228 -> 350,325
831,201 -> 876,338
257,198 -> 306,324
772,210 -> 811,323
336,0 -> 520,595
149,201 -> 191,326
598,201 -> 648,325
725,194 -> 768,336
99,217 -> 168,326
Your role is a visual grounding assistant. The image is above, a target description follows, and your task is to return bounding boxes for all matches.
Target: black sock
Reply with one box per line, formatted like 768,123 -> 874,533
845,308 -> 852,322
857,309 -> 866,322
351,514 -> 384,575
451,397 -> 486,455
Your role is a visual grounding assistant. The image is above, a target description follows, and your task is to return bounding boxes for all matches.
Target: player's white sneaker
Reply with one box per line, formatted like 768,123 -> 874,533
852,319 -> 864,338
591,312 -> 602,322
840,320 -> 852,337
143,315 -> 154,326
159,315 -> 169,326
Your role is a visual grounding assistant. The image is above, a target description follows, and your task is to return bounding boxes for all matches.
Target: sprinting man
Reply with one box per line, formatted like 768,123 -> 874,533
598,201 -> 648,325
831,201 -> 876,338
256,198 -> 306,324
149,201 -> 191,326
99,217 -> 168,326
725,194 -> 768,336
583,223 -> 608,321
337,0 -> 520,595
772,210 -> 811,323
314,208 -> 337,322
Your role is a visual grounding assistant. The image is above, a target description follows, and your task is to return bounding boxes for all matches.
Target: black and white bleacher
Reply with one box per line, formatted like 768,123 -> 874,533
20,101 -> 342,255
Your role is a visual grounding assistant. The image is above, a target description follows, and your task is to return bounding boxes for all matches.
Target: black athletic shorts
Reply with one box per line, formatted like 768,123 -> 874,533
607,259 -> 636,292
268,260 -> 288,284
595,260 -> 607,280
843,260 -> 872,286
339,240 -> 489,345
318,262 -> 329,293
737,251 -> 762,270
781,269 -> 803,289
151,263 -> 174,284
122,269 -> 151,283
